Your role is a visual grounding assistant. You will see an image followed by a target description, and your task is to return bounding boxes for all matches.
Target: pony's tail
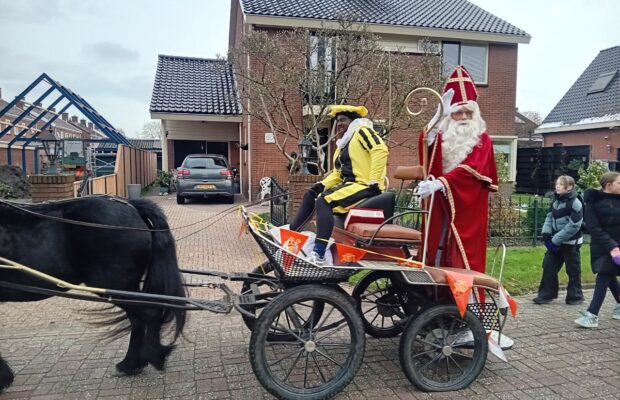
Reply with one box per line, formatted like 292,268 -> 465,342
130,199 -> 186,342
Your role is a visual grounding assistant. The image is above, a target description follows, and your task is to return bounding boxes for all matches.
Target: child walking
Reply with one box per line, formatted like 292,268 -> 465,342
575,172 -> 620,328
534,175 -> 585,305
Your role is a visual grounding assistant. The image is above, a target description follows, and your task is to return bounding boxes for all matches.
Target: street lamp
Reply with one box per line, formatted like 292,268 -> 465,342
40,127 -> 62,174
298,136 -> 313,175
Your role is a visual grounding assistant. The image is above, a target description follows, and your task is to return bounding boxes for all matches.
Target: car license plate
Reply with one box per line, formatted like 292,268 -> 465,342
196,184 -> 215,190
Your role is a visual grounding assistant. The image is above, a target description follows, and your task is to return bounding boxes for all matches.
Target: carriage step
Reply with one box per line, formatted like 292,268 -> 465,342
190,298 -> 233,313
235,293 -> 256,306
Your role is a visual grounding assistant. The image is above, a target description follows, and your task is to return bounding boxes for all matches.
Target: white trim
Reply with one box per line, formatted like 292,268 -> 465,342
150,112 -> 243,122
246,15 -> 531,44
490,135 -> 518,181
535,120 -> 620,134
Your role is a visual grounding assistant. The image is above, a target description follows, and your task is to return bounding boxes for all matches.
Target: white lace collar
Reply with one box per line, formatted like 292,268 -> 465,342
336,118 -> 373,149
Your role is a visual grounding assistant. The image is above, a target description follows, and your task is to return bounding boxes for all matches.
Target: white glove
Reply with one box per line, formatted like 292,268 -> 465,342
425,88 -> 454,145
417,179 -> 444,199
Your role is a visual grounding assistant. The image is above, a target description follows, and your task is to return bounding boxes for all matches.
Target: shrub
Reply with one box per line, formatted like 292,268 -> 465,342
155,170 -> 173,188
577,160 -> 608,190
0,181 -> 13,199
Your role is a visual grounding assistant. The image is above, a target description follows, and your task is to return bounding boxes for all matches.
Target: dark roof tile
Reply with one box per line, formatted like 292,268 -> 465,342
541,46 -> 620,127
149,55 -> 242,115
240,0 -> 529,37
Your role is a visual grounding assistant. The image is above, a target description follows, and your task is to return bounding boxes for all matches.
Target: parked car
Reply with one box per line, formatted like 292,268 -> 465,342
176,154 -> 236,204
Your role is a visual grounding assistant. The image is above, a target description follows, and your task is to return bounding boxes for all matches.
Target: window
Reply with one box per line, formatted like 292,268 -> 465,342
306,33 -> 336,104
442,42 -> 488,84
588,70 -> 617,94
491,136 -> 517,181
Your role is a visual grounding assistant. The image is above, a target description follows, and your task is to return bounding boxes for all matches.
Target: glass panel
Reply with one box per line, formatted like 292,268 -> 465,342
442,42 -> 460,77
309,35 -> 319,70
461,44 -> 487,83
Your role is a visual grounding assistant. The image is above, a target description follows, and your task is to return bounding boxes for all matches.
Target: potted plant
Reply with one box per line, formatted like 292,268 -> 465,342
155,170 -> 173,195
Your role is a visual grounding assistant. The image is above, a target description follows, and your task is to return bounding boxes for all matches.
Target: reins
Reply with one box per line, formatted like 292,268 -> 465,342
0,190 -> 302,238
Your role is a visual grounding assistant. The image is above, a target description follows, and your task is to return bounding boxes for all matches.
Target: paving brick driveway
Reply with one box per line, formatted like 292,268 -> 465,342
1,194 -> 620,400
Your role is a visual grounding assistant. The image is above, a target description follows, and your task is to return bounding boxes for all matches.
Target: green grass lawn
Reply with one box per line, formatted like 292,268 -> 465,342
487,244 -> 594,295
348,245 -> 595,296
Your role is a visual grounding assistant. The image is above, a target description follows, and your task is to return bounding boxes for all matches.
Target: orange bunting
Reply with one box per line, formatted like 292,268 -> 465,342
280,229 -> 309,271
335,243 -> 367,264
444,270 -> 474,318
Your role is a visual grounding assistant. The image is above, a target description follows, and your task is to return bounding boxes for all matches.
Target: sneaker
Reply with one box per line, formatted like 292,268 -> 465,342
574,310 -> 598,328
307,251 -> 325,266
533,297 -> 553,305
612,304 -> 620,320
566,298 -> 584,305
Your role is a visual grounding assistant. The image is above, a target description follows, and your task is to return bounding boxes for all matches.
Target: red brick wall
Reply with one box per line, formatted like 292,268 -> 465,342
239,28 -> 519,194
543,127 -> 620,161
0,147 -> 37,174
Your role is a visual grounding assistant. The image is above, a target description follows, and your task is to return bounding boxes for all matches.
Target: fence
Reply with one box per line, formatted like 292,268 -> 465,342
73,144 -> 157,197
269,177 -> 289,226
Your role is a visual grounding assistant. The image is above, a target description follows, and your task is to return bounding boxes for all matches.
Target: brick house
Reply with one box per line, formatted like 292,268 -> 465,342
515,110 -> 542,149
151,0 -> 530,199
535,46 -> 620,168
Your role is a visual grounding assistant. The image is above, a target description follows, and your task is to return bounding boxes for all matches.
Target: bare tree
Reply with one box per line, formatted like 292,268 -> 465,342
229,19 -> 441,174
520,110 -> 543,125
139,120 -> 163,140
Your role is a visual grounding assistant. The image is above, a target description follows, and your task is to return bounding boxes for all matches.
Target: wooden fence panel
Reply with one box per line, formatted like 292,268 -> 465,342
73,144 -> 157,198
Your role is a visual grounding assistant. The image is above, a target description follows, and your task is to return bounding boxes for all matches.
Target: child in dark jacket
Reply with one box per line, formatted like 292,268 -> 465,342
534,175 -> 584,305
575,171 -> 620,328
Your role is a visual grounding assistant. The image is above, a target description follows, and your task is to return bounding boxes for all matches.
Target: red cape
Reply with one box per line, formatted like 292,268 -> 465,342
418,131 -> 498,273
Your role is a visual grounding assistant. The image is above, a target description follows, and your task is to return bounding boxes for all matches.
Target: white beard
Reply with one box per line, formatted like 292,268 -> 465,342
440,118 -> 483,173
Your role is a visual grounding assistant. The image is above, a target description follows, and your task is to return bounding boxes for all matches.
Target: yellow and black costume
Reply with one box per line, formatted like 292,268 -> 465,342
289,105 -> 389,261
320,122 -> 389,213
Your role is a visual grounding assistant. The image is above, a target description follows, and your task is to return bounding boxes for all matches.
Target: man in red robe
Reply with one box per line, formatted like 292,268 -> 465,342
417,66 -> 498,274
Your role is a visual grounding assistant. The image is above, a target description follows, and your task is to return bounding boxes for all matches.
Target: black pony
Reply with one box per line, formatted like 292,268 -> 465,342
0,196 -> 186,392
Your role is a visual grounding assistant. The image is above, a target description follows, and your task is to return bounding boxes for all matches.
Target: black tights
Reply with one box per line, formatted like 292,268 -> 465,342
290,191 -> 336,249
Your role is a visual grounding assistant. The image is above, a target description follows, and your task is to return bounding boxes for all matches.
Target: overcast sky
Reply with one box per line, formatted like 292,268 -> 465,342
0,0 -> 618,136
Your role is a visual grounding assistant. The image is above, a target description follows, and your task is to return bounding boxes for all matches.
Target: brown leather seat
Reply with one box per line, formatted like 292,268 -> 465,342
345,222 -> 421,244
425,266 -> 500,291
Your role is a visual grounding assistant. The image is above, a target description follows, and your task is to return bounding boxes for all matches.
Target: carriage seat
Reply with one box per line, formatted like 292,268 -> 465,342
425,266 -> 500,291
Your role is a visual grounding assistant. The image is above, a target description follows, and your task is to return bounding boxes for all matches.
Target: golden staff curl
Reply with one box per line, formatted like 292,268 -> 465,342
404,87 -> 443,177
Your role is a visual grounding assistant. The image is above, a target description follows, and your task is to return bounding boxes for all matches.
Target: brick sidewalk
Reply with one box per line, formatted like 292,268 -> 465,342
1,194 -> 620,399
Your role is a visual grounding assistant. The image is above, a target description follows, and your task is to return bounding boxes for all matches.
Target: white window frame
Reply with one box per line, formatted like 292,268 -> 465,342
441,41 -> 489,85
490,135 -> 517,182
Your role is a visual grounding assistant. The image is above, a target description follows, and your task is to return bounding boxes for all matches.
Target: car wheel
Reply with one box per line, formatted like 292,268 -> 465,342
176,195 -> 185,205
225,195 -> 235,204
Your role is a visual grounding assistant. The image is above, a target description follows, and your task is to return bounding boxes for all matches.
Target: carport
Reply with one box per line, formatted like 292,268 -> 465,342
149,55 -> 244,195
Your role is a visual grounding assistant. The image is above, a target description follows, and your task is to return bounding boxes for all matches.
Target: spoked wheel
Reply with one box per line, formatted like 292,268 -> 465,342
399,304 -> 488,392
240,262 -> 325,341
250,284 -> 365,400
352,270 -> 410,338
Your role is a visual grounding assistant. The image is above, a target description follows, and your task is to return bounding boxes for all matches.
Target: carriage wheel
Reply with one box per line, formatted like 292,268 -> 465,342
250,284 -> 365,400
351,270 -> 411,338
240,262 -> 325,341
399,304 -> 488,392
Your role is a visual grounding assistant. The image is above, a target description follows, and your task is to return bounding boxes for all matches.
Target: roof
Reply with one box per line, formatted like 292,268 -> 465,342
537,46 -> 620,133
150,55 -> 242,115
96,139 -> 161,151
240,0 -> 529,39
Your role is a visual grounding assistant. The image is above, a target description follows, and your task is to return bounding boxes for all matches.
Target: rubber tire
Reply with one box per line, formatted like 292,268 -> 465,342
176,195 -> 185,205
399,304 -> 488,392
225,195 -> 235,204
240,263 -> 324,342
352,270 -> 407,338
250,284 -> 365,400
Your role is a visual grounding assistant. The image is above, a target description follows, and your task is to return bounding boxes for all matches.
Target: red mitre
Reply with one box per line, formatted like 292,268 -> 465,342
443,65 -> 478,106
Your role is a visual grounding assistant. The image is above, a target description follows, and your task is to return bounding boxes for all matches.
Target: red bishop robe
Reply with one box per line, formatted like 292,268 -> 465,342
418,130 -> 498,273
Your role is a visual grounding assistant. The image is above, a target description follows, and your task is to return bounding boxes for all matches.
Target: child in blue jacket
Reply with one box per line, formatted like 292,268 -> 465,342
534,175 -> 585,305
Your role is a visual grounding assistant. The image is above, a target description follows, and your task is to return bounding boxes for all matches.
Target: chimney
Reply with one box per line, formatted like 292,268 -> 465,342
62,112 -> 69,121
71,116 -> 78,123
88,122 -> 94,130
15,96 -> 25,109
0,88 -> 3,99
80,118 -> 87,126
